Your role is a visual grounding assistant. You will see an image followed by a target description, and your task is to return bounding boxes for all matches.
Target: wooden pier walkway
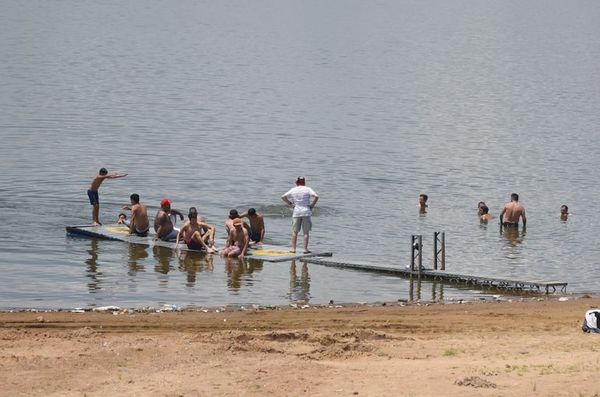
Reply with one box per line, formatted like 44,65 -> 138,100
305,258 -> 568,294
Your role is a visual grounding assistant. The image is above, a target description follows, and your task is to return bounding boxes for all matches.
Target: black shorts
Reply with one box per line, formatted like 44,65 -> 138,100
250,230 -> 261,243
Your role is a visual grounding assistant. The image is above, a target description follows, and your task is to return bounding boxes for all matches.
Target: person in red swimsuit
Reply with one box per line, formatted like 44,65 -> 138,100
175,207 -> 217,253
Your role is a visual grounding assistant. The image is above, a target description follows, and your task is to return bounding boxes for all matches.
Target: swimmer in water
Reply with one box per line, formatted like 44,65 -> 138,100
560,204 -> 569,221
479,205 -> 492,223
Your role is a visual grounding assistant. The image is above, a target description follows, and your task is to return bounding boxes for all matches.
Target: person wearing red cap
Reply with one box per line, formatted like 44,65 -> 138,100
281,176 -> 319,254
154,198 -> 179,241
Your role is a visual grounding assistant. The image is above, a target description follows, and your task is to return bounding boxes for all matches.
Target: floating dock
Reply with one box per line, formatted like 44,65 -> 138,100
66,224 -> 332,263
305,258 -> 568,294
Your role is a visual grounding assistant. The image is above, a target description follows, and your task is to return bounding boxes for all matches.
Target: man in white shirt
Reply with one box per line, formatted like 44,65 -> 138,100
281,176 -> 319,254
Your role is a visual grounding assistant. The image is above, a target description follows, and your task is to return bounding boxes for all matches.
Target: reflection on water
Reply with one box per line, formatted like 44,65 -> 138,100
153,246 -> 175,275
177,250 -> 214,286
288,260 -> 311,303
128,243 -> 148,275
224,257 -> 264,291
85,239 -> 101,292
408,276 -> 444,302
501,226 -> 526,253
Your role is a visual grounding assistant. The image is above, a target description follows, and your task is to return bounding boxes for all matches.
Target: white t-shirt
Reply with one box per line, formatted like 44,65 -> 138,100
284,186 -> 318,218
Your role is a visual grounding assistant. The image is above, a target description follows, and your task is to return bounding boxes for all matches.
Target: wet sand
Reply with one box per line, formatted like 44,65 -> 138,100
1,297 -> 599,397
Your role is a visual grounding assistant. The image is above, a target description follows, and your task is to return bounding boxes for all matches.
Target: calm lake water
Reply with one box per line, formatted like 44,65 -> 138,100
1,0 -> 599,309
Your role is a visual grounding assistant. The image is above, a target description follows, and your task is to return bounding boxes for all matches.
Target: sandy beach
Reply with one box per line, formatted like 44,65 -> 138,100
1,297 -> 599,397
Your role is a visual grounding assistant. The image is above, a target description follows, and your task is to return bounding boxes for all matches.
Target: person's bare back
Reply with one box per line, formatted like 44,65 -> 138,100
500,193 -> 526,227
241,208 -> 265,244
502,202 -> 525,223
130,203 -> 149,234
127,194 -> 149,236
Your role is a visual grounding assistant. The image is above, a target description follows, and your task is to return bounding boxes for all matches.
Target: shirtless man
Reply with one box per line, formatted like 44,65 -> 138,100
175,207 -> 217,253
225,209 -> 251,236
87,168 -> 127,226
560,205 -> 569,221
220,218 -> 249,258
499,193 -> 527,228
154,198 -> 178,241
418,193 -> 428,213
240,208 -> 265,245
127,193 -> 149,237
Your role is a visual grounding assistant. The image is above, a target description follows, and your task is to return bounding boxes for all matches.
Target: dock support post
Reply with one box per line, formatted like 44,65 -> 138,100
433,232 -> 438,270
411,235 -> 422,273
418,235 -> 422,275
441,232 -> 445,271
433,232 -> 446,271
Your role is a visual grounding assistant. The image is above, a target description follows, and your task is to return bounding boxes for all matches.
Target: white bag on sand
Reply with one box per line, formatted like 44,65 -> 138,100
582,309 -> 600,333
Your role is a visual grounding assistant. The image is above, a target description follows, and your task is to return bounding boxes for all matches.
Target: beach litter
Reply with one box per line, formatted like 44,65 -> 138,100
582,309 -> 600,333
93,306 -> 121,312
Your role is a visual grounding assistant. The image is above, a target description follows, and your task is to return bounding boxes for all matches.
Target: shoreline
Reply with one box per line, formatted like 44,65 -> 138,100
2,296 -> 599,396
0,291 -> 584,314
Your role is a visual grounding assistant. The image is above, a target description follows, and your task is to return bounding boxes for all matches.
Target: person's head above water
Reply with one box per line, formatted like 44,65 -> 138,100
480,205 -> 489,215
478,201 -> 486,215
248,208 -> 257,216
188,207 -> 198,220
419,194 -> 428,204
99,168 -> 108,175
130,193 -> 140,204
233,218 -> 243,227
296,176 -> 306,186
229,209 -> 240,219
511,193 -> 519,201
560,205 -> 569,215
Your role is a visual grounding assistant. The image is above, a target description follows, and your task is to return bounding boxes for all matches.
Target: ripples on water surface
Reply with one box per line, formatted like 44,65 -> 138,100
1,0 -> 600,309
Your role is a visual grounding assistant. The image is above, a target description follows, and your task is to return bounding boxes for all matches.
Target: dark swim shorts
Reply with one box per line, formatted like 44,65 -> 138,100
186,239 -> 205,251
87,189 -> 99,205
502,222 -> 519,228
250,230 -> 261,243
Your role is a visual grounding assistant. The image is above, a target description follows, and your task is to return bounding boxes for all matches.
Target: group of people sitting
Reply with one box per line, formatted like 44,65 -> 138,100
117,194 -> 265,258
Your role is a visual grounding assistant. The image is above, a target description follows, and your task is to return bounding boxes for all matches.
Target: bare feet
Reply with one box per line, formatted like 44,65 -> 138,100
303,250 -> 312,254
93,222 -> 102,227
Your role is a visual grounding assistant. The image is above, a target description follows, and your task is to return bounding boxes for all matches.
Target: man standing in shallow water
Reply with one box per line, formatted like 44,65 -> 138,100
281,177 -> 319,254
500,193 -> 527,228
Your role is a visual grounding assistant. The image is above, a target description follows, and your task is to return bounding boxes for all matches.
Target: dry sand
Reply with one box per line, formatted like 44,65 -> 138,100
1,297 -> 600,397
